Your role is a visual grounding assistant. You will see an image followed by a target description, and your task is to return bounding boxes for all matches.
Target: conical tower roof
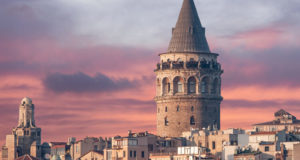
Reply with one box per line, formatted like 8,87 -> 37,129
167,0 -> 210,53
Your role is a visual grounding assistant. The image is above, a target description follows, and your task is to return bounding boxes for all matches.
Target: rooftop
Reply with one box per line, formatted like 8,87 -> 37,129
167,0 -> 210,53
15,154 -> 39,160
251,131 -> 277,135
254,119 -> 300,126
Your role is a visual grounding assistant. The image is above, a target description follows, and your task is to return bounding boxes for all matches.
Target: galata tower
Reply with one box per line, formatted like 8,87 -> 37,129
155,0 -> 223,137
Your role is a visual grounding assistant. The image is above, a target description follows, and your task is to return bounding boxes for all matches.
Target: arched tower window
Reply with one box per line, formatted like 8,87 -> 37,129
165,106 -> 168,112
165,117 -> 169,126
162,78 -> 170,95
211,78 -> 218,94
190,116 -> 195,125
191,106 -> 194,112
188,77 -> 196,94
201,77 -> 209,93
177,105 -> 180,112
173,76 -> 184,94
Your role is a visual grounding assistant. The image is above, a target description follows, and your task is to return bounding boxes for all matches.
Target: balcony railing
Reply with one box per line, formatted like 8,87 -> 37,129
162,62 -> 171,70
186,61 -> 198,69
155,60 -> 221,72
172,61 -> 184,69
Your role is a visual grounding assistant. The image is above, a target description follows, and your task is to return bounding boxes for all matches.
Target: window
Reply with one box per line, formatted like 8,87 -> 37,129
165,106 -> 168,112
37,131 -> 41,137
212,141 -> 216,149
148,144 -> 153,151
94,145 -> 98,151
191,106 -> 194,112
265,146 -> 269,152
134,151 -> 136,157
201,77 -> 209,93
173,77 -> 184,93
188,77 -> 196,93
158,108 -> 160,113
178,82 -> 183,92
211,78 -> 218,94
177,106 -> 180,112
76,145 -> 79,154
130,150 -> 132,157
165,117 -> 169,126
190,116 -> 195,125
162,78 -> 170,95
123,151 -> 126,157
141,151 -> 144,158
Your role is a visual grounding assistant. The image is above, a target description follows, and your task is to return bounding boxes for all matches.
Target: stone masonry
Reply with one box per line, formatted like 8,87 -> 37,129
155,0 -> 223,137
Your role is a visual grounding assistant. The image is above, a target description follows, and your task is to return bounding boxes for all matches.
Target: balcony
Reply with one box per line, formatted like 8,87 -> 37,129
155,60 -> 221,72
172,61 -> 184,69
186,61 -> 198,69
154,63 -> 161,71
162,62 -> 171,70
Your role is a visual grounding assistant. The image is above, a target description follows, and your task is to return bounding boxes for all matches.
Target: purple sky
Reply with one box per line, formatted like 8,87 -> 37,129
1,0 -> 300,146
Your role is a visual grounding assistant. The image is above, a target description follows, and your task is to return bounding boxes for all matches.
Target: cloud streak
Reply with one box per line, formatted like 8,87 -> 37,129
43,72 -> 140,93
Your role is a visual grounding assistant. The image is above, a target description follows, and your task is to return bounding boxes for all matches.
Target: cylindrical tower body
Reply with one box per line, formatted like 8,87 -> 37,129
155,0 -> 223,137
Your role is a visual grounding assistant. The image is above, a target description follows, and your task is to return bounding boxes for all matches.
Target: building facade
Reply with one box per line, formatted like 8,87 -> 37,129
103,131 -> 185,160
155,0 -> 223,137
254,109 -> 300,133
49,142 -> 71,160
104,132 -> 155,160
182,128 -> 246,158
1,97 -> 42,160
70,137 -> 106,160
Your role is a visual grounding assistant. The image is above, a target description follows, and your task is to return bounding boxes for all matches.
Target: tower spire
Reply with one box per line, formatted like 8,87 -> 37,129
168,0 -> 210,53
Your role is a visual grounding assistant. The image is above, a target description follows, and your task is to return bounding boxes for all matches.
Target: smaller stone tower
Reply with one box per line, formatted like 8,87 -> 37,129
18,97 -> 36,128
2,97 -> 42,160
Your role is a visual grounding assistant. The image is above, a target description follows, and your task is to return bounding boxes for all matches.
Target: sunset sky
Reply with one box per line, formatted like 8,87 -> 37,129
1,0 -> 300,145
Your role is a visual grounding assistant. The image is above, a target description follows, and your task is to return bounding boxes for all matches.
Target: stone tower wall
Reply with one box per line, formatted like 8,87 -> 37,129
155,52 -> 222,137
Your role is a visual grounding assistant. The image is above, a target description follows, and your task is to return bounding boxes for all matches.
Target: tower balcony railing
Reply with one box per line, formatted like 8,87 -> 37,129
162,62 -> 171,70
154,63 -> 161,71
186,61 -> 198,69
172,61 -> 184,69
155,60 -> 221,71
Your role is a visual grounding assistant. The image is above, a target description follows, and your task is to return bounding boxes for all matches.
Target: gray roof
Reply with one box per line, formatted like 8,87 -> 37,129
275,109 -> 293,117
254,120 -> 300,126
167,0 -> 210,53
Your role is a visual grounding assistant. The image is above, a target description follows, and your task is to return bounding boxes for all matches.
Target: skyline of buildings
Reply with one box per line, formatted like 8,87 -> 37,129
1,0 -> 299,158
2,96 -> 300,160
